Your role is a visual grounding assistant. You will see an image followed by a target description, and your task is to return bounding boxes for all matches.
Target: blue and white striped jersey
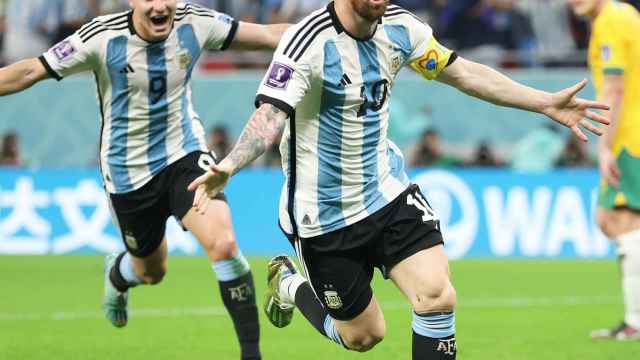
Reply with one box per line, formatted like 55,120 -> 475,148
40,3 -> 238,194
256,2 -> 455,238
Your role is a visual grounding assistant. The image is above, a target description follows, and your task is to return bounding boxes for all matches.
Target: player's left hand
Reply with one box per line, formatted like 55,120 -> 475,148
543,79 -> 611,142
187,161 -> 233,215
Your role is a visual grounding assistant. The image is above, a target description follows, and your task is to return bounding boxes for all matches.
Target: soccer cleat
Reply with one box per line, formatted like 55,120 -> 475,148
263,255 -> 298,328
102,253 -> 129,328
590,322 -> 640,341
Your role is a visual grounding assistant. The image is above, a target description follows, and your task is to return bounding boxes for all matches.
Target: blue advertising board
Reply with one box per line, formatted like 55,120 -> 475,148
0,168 -> 612,258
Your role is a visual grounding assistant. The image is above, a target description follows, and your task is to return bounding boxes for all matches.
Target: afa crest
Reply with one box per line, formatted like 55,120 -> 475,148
324,290 -> 343,310
177,48 -> 193,70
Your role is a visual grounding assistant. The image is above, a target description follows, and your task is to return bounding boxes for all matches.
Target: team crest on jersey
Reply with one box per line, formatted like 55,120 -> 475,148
177,48 -> 193,69
324,290 -> 343,309
601,45 -> 611,61
391,53 -> 404,74
51,40 -> 77,61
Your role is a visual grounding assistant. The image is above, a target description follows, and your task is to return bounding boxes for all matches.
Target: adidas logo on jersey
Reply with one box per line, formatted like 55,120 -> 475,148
119,64 -> 135,74
338,73 -> 352,87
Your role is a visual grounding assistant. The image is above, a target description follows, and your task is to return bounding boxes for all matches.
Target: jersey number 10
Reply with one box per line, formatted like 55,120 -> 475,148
357,79 -> 389,117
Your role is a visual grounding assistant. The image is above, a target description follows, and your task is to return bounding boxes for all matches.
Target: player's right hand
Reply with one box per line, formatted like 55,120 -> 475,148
187,161 -> 233,215
598,148 -> 621,189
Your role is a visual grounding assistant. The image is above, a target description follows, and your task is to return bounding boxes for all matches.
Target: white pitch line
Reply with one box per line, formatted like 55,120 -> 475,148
0,295 -> 620,322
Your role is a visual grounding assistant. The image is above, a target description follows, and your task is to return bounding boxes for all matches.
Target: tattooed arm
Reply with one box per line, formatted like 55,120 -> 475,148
225,103 -> 288,175
188,103 -> 288,213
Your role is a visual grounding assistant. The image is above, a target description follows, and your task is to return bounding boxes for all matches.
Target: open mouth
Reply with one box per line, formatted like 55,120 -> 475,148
150,15 -> 170,27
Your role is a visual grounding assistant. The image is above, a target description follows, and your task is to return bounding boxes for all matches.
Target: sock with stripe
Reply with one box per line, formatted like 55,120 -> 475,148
109,252 -> 143,292
213,251 -> 261,360
412,311 -> 457,359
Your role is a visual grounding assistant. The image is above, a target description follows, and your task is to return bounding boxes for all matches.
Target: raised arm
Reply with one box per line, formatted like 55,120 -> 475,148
188,103 -> 288,212
436,56 -> 610,141
0,58 -> 50,96
229,22 -> 290,50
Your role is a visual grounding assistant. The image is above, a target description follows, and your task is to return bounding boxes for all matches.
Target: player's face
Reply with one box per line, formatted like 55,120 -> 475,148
129,0 -> 177,40
350,0 -> 389,22
568,0 -> 601,17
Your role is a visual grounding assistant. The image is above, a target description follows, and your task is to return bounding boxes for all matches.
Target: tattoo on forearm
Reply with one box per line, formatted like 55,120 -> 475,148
228,104 -> 286,173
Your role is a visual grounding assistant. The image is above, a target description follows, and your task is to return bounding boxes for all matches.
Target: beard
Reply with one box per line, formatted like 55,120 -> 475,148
351,0 -> 389,22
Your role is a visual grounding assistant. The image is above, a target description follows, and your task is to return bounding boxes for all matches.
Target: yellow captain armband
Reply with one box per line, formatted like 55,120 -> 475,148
409,38 -> 453,80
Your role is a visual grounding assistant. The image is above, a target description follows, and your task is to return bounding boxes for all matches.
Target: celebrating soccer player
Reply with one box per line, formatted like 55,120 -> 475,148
569,0 -> 640,341
189,0 -> 609,358
0,1 -> 289,359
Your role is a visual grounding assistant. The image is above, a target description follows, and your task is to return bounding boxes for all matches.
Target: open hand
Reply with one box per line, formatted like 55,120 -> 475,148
543,79 -> 610,142
187,162 -> 233,214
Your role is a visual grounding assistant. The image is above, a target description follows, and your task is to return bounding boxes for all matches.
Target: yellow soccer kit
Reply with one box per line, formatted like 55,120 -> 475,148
590,1 -> 640,209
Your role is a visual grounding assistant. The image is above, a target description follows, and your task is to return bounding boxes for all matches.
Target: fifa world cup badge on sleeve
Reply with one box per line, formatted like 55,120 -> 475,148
266,62 -> 294,90
51,40 -> 77,61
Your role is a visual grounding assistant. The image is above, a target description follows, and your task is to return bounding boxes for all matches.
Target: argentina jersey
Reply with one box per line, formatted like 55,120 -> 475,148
256,2 -> 455,238
40,2 -> 238,194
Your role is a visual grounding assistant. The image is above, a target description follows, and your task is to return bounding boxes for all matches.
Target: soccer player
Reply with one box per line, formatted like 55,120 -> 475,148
569,0 -> 640,340
189,0 -> 609,357
0,1 -> 289,359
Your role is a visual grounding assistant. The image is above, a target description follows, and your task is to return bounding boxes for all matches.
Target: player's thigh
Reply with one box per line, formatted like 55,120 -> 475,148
108,180 -> 171,259
389,245 -> 456,313
294,234 -> 379,325
182,200 -> 238,261
334,295 -> 386,351
169,151 -> 237,261
597,207 -> 640,238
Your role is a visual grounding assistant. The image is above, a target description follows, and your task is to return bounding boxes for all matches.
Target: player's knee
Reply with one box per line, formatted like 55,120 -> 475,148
412,278 -> 456,313
140,264 -> 167,285
342,324 -> 385,352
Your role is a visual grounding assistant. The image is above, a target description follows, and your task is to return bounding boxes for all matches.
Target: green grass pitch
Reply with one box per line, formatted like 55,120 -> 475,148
1,256 -> 638,359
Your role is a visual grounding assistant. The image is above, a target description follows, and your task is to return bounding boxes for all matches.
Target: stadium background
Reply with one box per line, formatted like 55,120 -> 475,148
0,0 -> 638,359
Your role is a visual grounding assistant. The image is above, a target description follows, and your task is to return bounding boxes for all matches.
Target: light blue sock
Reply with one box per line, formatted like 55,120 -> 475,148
323,315 -> 345,347
119,253 -> 143,286
412,311 -> 456,338
212,250 -> 251,281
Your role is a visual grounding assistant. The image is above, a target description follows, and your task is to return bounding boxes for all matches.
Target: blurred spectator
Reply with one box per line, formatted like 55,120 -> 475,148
264,0 -> 328,23
52,0 -> 99,44
207,125 -> 231,159
517,0 -> 580,66
3,0 -> 53,63
467,140 -> 504,167
511,124 -> 564,172
408,129 -> 462,167
555,135 -> 594,168
0,131 -> 22,166
99,0 -> 129,14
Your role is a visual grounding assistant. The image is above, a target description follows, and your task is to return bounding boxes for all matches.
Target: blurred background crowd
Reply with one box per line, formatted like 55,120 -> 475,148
0,0 -> 625,170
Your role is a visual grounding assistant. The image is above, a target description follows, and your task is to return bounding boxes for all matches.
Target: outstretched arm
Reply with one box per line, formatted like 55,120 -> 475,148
0,58 -> 50,96
188,103 -> 288,213
437,56 -> 610,141
597,74 -> 625,187
230,22 -> 290,50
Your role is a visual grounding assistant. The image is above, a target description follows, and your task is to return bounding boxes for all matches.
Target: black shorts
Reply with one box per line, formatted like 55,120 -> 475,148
288,184 -> 443,321
108,151 -> 226,257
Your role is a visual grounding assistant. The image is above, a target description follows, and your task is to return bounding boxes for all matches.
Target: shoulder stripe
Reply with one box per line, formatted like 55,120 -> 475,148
81,25 -> 129,43
384,10 -> 423,22
283,10 -> 329,57
293,22 -> 333,62
79,13 -> 128,36
176,3 -> 216,16
175,10 -> 216,21
80,18 -> 128,39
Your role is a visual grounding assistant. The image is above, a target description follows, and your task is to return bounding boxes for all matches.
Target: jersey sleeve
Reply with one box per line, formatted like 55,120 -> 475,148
405,16 -> 456,80
40,30 -> 99,81
596,13 -> 629,75
254,28 -> 312,116
185,4 -> 239,51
